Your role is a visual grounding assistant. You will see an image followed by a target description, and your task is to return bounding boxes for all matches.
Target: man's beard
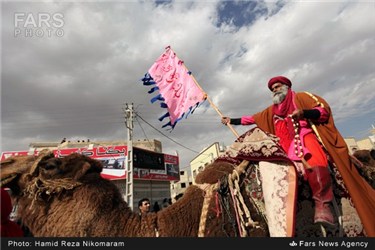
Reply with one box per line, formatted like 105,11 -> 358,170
272,85 -> 289,104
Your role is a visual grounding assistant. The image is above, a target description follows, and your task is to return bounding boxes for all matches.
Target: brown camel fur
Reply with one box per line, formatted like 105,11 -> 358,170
0,151 -> 268,237
352,149 -> 375,188
158,161 -> 268,237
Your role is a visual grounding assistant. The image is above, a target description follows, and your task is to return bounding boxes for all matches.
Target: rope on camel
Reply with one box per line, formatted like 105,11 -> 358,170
197,183 -> 219,237
228,169 -> 258,237
196,160 -> 258,237
25,177 -> 82,210
22,150 -> 82,209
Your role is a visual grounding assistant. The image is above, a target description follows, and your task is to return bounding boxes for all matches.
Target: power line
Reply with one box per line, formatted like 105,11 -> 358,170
135,113 -> 200,154
134,115 -> 154,149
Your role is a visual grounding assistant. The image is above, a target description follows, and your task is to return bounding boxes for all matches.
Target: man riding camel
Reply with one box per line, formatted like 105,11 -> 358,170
221,76 -> 375,236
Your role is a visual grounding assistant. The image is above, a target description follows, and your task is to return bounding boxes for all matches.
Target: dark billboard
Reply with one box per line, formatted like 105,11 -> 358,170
133,147 -> 165,170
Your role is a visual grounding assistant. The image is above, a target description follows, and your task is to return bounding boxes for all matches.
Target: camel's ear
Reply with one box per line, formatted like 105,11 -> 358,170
87,158 -> 104,173
74,162 -> 92,181
32,152 -> 56,176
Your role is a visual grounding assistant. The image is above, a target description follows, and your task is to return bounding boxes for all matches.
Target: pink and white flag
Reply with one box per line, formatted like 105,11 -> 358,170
142,46 -> 206,128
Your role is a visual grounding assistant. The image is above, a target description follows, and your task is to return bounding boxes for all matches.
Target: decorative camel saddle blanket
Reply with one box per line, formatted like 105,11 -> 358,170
216,127 -> 296,236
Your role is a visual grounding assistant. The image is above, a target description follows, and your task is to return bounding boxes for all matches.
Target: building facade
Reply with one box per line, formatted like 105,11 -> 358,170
170,170 -> 192,202
344,128 -> 375,154
190,142 -> 225,185
167,142 -> 226,200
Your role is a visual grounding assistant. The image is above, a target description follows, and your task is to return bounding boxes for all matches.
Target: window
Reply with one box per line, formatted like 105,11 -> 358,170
193,170 -> 197,178
181,183 -> 186,188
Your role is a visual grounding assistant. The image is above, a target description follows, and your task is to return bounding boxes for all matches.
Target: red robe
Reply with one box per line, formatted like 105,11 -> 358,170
253,91 -> 375,236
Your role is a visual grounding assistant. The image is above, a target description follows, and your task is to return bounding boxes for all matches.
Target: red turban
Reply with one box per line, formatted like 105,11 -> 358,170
268,76 -> 292,90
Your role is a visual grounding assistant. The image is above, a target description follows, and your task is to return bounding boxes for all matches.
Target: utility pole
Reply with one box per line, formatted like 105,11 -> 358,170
124,103 -> 134,210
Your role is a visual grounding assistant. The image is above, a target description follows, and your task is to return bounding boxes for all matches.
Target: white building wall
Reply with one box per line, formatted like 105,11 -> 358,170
356,138 -> 374,150
190,142 -> 222,185
344,137 -> 358,154
170,170 -> 191,202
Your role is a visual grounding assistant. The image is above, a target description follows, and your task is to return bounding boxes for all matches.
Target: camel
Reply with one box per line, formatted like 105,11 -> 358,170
1,128 -> 372,237
0,150 -> 268,237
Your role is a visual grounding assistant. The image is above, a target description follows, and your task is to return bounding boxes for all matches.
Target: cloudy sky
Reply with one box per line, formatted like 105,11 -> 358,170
1,0 -> 374,169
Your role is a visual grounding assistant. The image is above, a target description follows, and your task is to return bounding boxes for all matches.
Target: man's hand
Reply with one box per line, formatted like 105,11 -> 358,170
289,109 -> 304,120
221,117 -> 230,125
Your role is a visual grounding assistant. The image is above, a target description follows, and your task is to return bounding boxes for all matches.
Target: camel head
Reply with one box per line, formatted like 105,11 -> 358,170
36,153 -> 104,181
0,150 -> 104,198
0,150 -> 55,195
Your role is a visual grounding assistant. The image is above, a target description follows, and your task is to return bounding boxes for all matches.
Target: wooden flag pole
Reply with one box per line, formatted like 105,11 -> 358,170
203,94 -> 240,138
183,64 -> 250,179
181,58 -> 249,178
182,63 -> 240,138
